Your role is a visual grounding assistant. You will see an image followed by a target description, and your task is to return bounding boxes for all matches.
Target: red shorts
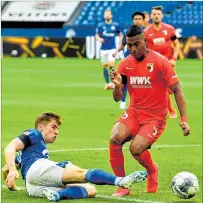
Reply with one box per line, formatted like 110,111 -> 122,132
118,109 -> 166,145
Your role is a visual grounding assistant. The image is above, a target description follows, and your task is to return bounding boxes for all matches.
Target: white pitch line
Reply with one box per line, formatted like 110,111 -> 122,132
48,144 -> 202,153
97,195 -> 166,203
1,186 -> 166,203
1,144 -> 202,155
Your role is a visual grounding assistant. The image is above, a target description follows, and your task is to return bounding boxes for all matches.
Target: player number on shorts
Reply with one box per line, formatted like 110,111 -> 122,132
122,112 -> 128,119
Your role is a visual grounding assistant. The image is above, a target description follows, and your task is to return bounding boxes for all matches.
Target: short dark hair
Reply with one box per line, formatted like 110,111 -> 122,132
126,25 -> 143,37
132,11 -> 145,20
151,6 -> 163,11
35,112 -> 62,128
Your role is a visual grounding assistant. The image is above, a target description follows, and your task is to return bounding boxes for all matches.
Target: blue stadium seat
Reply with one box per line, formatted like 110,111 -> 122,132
74,1 -> 202,27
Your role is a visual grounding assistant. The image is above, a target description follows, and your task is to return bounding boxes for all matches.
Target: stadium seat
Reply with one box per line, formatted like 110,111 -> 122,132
74,1 -> 202,27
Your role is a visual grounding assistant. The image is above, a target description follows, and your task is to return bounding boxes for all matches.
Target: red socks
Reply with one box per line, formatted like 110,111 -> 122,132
109,144 -> 126,177
109,144 -> 156,176
133,150 -> 156,174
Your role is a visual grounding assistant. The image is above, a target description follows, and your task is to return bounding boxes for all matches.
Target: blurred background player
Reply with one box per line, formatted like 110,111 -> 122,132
3,112 -> 147,201
95,9 -> 123,90
113,11 -> 145,110
144,6 -> 180,118
143,11 -> 151,28
109,25 -> 190,197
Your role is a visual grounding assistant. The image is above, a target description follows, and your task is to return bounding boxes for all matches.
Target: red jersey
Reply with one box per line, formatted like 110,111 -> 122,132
117,50 -> 179,122
144,23 -> 176,59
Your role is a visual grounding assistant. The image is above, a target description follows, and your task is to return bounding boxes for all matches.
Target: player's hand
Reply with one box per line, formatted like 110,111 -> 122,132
169,59 -> 176,66
110,69 -> 122,86
100,38 -> 104,43
179,121 -> 190,136
112,51 -> 117,58
5,170 -> 19,190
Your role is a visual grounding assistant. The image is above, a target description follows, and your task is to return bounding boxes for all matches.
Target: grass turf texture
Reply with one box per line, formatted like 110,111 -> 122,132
1,58 -> 202,203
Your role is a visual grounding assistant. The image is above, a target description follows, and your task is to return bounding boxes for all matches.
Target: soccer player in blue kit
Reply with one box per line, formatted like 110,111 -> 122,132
113,12 -> 146,110
3,112 -> 147,201
95,9 -> 123,90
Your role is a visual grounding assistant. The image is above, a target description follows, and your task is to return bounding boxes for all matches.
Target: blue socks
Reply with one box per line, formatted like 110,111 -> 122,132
85,169 -> 120,185
121,85 -> 128,102
103,68 -> 110,83
57,186 -> 88,199
55,169 -> 124,200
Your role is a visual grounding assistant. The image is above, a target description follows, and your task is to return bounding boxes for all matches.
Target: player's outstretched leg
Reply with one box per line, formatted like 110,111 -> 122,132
61,164 -> 147,188
43,183 -> 96,201
43,185 -> 94,201
116,171 -> 147,188
85,169 -> 147,188
133,151 -> 158,193
43,188 -> 61,201
130,134 -> 161,193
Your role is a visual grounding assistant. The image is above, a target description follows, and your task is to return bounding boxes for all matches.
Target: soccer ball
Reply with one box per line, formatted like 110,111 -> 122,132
172,172 -> 199,199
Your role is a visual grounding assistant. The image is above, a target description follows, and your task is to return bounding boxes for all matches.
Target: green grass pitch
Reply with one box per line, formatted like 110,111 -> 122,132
1,58 -> 202,203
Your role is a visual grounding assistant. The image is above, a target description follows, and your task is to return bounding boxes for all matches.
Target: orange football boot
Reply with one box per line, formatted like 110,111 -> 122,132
112,187 -> 130,197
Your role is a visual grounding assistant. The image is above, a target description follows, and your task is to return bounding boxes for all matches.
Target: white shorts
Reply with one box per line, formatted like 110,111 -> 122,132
100,49 -> 116,65
26,159 -> 67,197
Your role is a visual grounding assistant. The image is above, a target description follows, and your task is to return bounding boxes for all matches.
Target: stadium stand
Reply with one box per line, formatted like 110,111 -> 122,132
1,1 -> 202,59
74,1 -> 202,26
2,1 -> 202,28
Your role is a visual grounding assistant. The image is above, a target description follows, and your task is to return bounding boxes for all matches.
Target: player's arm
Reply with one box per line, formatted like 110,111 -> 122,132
169,83 -> 190,136
161,56 -> 190,136
110,71 -> 126,102
170,26 -> 180,66
113,36 -> 126,57
95,33 -> 104,43
171,38 -> 180,60
4,138 -> 25,190
95,25 -> 104,43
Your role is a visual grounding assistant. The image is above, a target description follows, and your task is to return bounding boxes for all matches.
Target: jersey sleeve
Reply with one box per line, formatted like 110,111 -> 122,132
117,59 -> 127,76
96,23 -> 103,37
160,57 -> 179,86
18,130 -> 41,148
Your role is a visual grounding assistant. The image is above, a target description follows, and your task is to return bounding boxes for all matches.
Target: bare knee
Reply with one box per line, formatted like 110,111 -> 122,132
110,129 -> 124,145
84,184 -> 97,197
129,143 -> 144,156
62,166 -> 87,183
109,123 -> 130,145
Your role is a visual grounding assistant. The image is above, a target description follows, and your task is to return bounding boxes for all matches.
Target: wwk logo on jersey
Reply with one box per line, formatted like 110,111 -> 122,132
130,76 -> 152,88
153,37 -> 165,45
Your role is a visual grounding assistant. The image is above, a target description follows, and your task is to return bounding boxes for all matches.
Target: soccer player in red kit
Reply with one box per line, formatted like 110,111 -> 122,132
109,25 -> 190,197
144,6 -> 180,118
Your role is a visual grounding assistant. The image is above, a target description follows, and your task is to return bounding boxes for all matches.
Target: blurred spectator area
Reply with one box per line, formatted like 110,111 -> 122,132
74,1 -> 203,26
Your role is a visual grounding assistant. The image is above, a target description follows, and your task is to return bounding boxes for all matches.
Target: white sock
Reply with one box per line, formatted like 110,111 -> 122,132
114,177 -> 123,186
